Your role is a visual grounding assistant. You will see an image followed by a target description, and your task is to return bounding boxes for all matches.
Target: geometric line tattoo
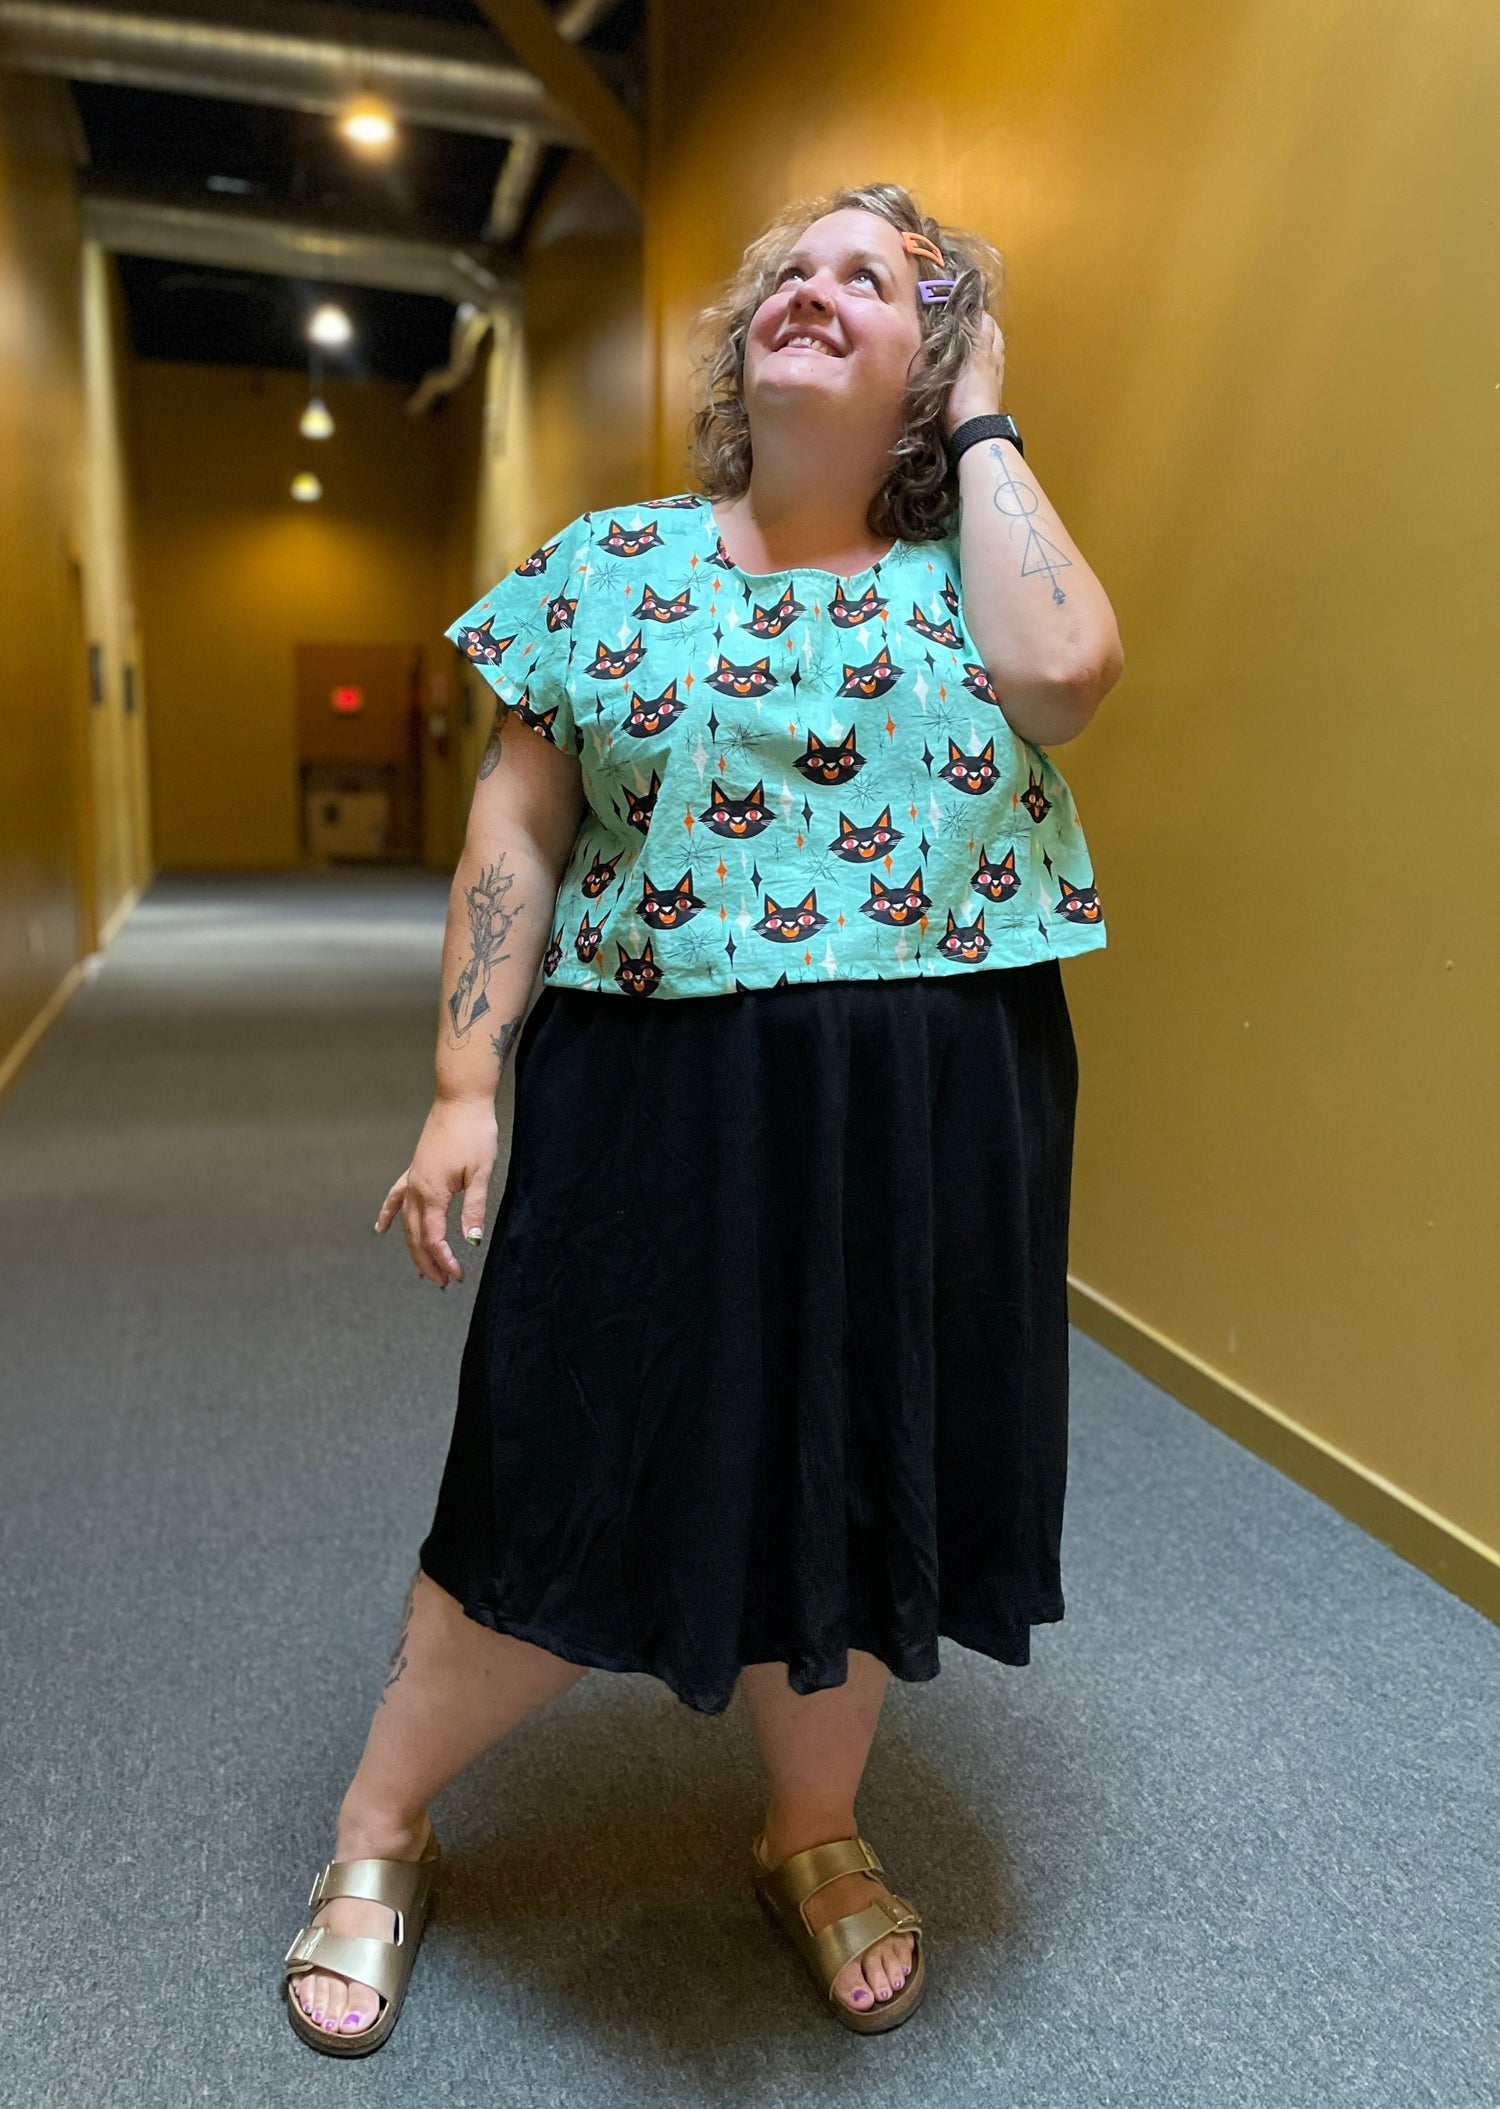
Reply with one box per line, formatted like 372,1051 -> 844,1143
989,440 -> 1072,605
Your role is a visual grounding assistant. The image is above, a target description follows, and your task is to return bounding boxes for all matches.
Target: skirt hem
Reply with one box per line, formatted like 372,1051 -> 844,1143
419,1550 -> 1063,1718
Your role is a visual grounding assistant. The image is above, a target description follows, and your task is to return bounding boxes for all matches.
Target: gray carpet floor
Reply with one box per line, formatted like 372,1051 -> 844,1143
1,868 -> 1495,2109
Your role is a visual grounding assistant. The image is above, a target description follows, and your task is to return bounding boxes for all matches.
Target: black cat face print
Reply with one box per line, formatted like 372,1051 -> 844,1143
446,502 -> 1106,997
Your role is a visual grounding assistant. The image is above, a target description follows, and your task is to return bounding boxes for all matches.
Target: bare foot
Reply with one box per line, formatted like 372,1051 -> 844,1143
288,1812 -> 434,2040
754,1830 -> 916,2016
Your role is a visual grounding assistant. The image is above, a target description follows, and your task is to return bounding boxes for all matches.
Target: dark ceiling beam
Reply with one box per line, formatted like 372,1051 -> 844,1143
465,0 -> 641,208
0,0 -> 586,146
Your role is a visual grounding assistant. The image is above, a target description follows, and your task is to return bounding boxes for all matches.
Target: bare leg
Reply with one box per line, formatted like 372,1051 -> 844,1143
738,1651 -> 916,2017
291,1568 -> 586,2038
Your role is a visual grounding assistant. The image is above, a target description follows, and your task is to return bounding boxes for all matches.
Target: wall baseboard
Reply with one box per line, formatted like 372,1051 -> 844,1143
0,955 -> 90,1106
1068,1276 -> 1499,1626
0,878 -> 148,1106
97,878 -> 146,950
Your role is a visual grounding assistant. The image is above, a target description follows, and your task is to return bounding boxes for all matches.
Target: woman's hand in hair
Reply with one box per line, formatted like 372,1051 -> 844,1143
943,312 -> 1007,436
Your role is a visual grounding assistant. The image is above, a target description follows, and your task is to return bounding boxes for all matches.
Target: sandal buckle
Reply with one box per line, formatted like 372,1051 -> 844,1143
284,1926 -> 325,1967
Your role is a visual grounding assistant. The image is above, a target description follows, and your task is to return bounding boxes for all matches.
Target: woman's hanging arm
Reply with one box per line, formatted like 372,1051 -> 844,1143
434,708 -> 586,1105
373,709 -> 586,1288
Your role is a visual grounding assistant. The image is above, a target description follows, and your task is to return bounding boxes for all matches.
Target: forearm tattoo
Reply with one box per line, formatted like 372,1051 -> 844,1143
989,441 -> 1072,605
446,859 -> 521,1041
490,1015 -> 524,1069
378,1567 -> 420,1705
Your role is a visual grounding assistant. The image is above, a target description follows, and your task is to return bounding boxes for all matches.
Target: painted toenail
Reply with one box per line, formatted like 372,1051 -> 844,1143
852,1988 -> 871,2004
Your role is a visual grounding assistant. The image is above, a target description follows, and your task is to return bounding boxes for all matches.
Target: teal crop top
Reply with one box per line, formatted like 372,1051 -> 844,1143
446,495 -> 1106,1000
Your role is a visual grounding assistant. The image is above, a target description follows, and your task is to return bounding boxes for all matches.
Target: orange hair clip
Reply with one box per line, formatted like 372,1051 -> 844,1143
901,231 -> 947,268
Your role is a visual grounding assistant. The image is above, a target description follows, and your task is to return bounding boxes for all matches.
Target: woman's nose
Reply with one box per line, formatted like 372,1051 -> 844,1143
788,276 -> 834,314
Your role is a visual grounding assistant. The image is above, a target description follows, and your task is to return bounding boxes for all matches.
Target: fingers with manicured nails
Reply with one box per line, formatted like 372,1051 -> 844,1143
460,1167 -> 491,1247
374,1172 -> 409,1234
420,1193 -> 462,1287
401,1188 -> 445,1287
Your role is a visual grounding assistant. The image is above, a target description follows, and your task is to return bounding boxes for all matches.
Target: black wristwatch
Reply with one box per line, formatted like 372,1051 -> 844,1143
947,413 -> 1024,468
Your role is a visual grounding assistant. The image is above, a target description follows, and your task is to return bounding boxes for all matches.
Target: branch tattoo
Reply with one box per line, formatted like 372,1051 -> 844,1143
989,442 -> 1072,605
379,1567 -> 419,1704
447,859 -> 521,1041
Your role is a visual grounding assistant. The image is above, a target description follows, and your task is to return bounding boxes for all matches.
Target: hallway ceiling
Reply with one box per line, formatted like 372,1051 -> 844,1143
42,0 -> 645,382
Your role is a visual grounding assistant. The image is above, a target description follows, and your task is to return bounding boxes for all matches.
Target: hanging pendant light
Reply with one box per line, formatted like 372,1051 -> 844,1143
338,93 -> 398,155
308,303 -> 354,348
299,396 -> 335,440
290,472 -> 323,503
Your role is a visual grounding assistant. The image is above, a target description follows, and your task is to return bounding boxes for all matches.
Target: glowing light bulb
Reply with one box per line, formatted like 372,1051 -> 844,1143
308,304 -> 353,348
338,93 -> 397,153
290,472 -> 323,503
299,395 -> 335,440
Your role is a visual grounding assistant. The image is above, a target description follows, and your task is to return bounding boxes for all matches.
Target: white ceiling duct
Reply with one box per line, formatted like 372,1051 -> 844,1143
0,0 -> 586,145
80,191 -> 518,308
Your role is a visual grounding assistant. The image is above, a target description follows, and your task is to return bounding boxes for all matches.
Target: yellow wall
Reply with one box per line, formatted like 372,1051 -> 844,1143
80,238 -> 152,936
0,74 -> 148,1086
648,0 -> 1500,1580
135,154 -> 650,877
454,153 -> 649,795
135,362 -> 476,870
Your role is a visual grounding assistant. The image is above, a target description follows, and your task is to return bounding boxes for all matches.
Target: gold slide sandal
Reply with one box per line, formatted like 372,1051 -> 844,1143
751,1832 -> 927,2034
282,1827 -> 441,2058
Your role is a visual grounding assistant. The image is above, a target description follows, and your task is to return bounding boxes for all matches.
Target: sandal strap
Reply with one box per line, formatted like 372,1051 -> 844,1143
762,1834 -> 884,1913
307,1853 -> 435,1917
808,1893 -> 922,1989
282,1928 -> 411,2004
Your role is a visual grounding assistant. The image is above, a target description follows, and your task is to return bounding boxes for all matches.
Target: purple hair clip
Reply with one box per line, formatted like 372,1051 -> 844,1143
918,278 -> 958,305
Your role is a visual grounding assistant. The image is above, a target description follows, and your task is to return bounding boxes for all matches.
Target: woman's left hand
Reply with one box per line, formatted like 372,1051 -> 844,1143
943,312 -> 1007,437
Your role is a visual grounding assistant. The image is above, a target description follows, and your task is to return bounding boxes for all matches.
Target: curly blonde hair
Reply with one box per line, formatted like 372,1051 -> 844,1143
685,181 -> 1005,545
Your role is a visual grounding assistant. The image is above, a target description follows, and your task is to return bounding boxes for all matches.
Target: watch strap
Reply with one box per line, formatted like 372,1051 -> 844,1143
947,413 -> 1024,466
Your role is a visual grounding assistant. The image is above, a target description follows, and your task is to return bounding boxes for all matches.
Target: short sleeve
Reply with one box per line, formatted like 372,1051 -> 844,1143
445,514 -> 590,755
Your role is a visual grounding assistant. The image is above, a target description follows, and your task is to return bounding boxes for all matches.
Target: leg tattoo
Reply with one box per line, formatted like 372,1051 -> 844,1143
379,1567 -> 420,1705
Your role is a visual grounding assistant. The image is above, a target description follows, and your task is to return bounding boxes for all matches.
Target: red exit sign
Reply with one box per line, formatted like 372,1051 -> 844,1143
330,685 -> 364,715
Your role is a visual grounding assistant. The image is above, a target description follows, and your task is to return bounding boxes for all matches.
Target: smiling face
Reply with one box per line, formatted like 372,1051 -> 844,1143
741,208 -> 925,441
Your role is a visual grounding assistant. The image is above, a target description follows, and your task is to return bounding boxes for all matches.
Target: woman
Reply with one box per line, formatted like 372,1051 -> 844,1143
281,179 -> 1123,2054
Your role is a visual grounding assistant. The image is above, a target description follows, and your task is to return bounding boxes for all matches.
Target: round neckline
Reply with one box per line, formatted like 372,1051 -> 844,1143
701,498 -> 906,584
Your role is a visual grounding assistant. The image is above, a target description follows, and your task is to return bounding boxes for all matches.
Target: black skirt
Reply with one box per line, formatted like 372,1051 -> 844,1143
418,963 -> 1079,1716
